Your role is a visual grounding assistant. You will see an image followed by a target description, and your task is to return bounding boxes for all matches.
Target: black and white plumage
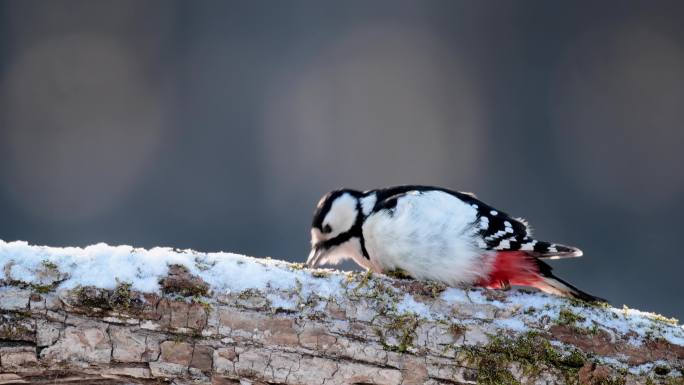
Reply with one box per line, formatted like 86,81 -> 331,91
307,185 -> 604,302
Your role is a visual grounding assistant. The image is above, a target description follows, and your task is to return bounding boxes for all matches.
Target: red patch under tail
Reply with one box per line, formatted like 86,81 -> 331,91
478,251 -> 543,289
477,251 -> 608,303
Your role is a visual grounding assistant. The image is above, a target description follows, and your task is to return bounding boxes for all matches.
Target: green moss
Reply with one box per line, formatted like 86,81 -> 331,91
353,270 -> 373,293
390,313 -> 420,352
306,311 -> 326,321
311,270 -> 330,278
237,288 -> 263,300
554,308 -> 602,336
41,260 -> 58,270
193,257 -> 214,272
616,367 -> 630,377
385,268 -> 413,280
75,286 -> 112,309
587,324 -> 600,336
664,377 -> 684,385
294,279 -> 303,297
173,284 -> 208,297
475,356 -> 522,385
355,279 -> 399,317
621,304 -> 634,317
653,366 -> 670,376
448,323 -> 467,338
30,283 -> 55,294
460,332 -> 588,384
8,261 -> 63,293
110,281 -> 133,309
567,296 -> 610,309
284,278 -> 322,312
159,265 -> 210,297
12,310 -> 33,318
375,313 -> 421,353
191,296 -> 213,313
343,271 -> 427,353
650,313 -> 679,326
343,270 -> 400,313
556,308 -> 586,326
67,283 -> 152,316
562,350 -> 587,368
0,323 -> 34,340
422,281 -> 448,298
289,262 -> 306,270
595,377 -> 626,385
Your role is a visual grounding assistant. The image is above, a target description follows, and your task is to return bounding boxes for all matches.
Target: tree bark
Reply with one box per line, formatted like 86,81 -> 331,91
0,248 -> 682,385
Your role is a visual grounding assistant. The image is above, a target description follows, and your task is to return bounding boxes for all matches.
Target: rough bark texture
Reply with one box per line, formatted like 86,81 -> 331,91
0,255 -> 683,385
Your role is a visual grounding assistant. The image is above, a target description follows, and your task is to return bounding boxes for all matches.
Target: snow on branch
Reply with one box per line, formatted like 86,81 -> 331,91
0,240 -> 682,385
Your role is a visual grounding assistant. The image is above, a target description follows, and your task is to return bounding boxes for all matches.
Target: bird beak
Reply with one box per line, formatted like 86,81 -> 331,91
306,244 -> 325,267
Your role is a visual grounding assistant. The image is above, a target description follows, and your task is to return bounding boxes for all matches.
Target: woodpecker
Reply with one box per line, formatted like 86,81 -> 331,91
306,185 -> 605,302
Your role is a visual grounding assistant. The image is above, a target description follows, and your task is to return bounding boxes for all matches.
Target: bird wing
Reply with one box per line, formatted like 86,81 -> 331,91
469,203 -> 582,259
368,185 -> 582,259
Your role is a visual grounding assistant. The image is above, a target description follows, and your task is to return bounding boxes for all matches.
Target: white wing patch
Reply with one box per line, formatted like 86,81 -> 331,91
520,240 -> 538,251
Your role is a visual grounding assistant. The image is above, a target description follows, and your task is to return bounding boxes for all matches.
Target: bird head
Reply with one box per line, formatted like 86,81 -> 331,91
307,189 -> 364,267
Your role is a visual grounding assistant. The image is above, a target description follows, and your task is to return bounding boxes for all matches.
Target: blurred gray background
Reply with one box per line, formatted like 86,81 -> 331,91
1,1 -> 682,318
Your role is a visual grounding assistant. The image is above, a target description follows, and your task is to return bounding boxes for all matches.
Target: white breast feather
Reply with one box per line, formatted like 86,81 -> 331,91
362,191 -> 494,286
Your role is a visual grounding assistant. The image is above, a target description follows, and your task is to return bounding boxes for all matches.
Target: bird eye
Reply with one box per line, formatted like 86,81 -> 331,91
322,224 -> 332,233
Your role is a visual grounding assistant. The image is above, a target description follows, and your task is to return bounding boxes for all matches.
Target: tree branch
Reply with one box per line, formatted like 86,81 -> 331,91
0,240 -> 682,384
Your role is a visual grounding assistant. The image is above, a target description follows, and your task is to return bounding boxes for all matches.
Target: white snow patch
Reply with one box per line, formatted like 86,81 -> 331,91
0,240 -> 344,300
265,293 -> 298,311
440,288 -> 470,304
395,293 -> 431,319
494,318 -> 528,332
626,362 -> 655,376
440,287 -> 503,307
595,356 -> 629,371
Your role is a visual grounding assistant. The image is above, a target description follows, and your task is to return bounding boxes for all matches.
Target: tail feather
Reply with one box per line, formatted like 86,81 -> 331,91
532,242 -> 583,260
534,275 -> 607,303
